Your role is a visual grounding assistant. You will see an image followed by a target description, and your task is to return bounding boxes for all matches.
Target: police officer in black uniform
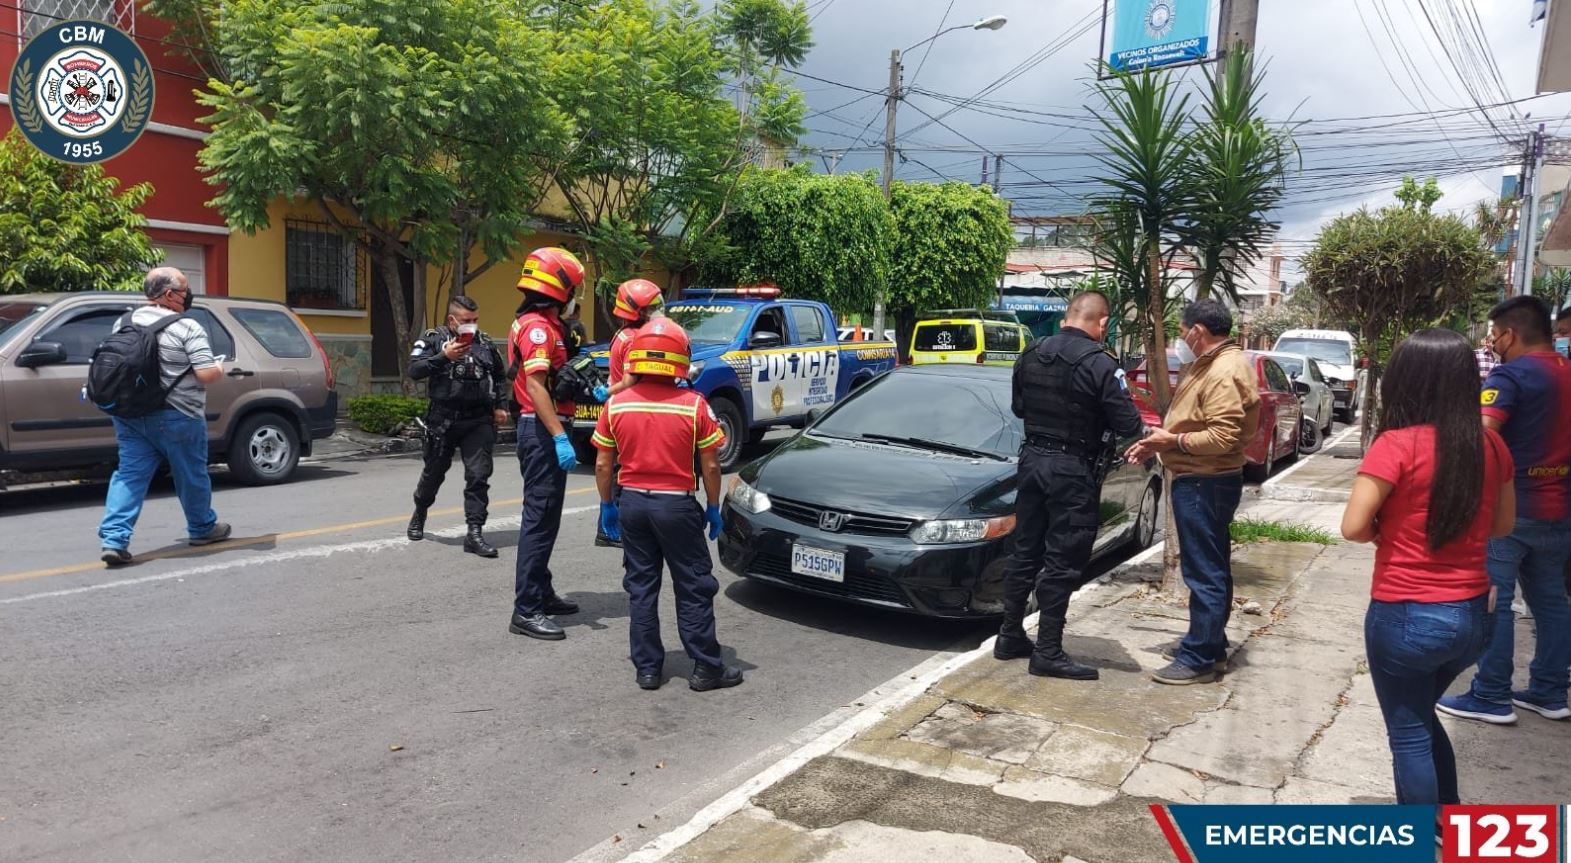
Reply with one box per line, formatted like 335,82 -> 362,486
996,290 -> 1146,681
406,295 -> 509,558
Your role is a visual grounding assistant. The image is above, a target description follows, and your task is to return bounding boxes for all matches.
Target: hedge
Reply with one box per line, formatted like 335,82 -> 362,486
347,395 -> 428,435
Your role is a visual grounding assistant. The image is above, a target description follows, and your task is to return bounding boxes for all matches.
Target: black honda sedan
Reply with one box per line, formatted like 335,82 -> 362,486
718,364 -> 1161,619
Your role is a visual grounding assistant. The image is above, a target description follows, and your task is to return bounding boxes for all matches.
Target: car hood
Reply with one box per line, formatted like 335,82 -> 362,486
747,433 -> 1014,520
1317,363 -> 1356,382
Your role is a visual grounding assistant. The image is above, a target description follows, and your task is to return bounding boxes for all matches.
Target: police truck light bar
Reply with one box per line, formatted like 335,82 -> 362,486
683,285 -> 781,300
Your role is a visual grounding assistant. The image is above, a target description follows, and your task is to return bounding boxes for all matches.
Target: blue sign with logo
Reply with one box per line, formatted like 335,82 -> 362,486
1106,0 -> 1214,72
9,20 -> 154,164
997,295 -> 1069,313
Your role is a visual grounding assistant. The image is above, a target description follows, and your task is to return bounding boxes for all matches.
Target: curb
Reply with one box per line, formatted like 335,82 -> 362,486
1256,425 -> 1358,503
606,541 -> 1167,863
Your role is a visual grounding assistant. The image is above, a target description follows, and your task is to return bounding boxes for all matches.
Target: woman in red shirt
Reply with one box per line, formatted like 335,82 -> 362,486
1342,328 -> 1515,807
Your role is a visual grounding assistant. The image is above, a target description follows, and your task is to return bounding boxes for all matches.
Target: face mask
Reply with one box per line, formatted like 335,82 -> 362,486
563,298 -> 579,319
1173,331 -> 1197,365
175,290 -> 193,312
1556,337 -> 1569,356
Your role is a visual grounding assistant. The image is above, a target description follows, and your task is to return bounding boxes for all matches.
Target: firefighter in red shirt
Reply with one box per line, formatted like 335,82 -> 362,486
592,278 -> 664,548
593,320 -> 743,692
507,247 -> 586,641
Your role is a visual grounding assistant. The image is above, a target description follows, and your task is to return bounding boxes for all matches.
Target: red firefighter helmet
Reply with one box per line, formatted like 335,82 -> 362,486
626,319 -> 692,380
613,278 -> 664,322
516,247 -> 584,304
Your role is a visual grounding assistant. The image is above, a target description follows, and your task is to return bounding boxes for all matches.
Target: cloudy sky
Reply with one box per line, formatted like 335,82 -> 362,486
784,0 -> 1571,264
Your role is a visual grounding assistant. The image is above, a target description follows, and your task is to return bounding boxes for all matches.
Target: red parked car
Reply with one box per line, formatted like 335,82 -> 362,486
1129,349 -> 1304,482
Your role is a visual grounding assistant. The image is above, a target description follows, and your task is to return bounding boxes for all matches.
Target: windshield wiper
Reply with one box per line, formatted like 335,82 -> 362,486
857,433 -> 1008,461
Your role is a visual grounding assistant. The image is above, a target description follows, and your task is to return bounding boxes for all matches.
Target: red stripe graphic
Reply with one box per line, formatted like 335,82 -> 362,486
1149,803 -> 1196,863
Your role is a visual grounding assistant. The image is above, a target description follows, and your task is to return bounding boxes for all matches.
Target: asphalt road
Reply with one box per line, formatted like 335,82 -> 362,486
1,440 -> 1012,863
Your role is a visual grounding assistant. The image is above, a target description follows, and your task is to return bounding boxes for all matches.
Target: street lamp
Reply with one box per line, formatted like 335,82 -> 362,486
873,16 -> 1008,341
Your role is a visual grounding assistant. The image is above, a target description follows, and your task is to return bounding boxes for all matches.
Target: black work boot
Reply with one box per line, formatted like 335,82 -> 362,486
1029,650 -> 1099,681
595,531 -> 623,548
407,508 -> 427,541
993,632 -> 1034,660
464,525 -> 498,558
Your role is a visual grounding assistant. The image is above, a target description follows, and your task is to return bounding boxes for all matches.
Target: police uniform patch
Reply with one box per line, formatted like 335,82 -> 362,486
529,329 -> 548,345
1481,388 -> 1499,405
10,20 -> 155,164
1114,367 -> 1128,391
411,340 -> 427,357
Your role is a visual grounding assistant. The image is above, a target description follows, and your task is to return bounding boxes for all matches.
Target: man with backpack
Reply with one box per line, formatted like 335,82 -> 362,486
95,268 -> 231,566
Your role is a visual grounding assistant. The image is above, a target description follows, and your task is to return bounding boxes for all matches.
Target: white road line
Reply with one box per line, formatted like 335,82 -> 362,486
0,506 -> 597,606
607,541 -> 1166,863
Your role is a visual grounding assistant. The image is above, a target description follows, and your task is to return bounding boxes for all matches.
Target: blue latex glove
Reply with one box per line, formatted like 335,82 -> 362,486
599,502 -> 621,542
553,433 -> 578,471
592,384 -> 610,403
705,503 -> 724,541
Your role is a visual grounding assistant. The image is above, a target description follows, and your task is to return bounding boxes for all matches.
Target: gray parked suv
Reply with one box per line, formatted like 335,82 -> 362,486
0,292 -> 337,485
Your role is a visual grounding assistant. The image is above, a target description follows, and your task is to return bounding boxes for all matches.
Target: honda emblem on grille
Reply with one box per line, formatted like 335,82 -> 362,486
818,511 -> 846,532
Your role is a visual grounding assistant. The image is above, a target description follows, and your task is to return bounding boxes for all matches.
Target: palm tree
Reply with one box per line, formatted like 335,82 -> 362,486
1183,50 -> 1296,302
1090,66 -> 1195,410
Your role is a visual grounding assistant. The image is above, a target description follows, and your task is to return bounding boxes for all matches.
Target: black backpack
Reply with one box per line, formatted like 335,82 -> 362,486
86,314 -> 191,417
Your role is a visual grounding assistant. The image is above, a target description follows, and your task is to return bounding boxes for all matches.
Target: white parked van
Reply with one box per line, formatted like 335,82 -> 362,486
1273,329 -> 1362,423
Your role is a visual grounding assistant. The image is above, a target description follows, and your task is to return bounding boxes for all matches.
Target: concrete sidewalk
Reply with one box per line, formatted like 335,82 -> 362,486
625,450 -> 1571,863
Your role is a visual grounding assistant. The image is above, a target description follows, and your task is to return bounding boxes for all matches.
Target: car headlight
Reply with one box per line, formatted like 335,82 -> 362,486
728,477 -> 771,514
687,359 -> 706,382
909,516 -> 1016,545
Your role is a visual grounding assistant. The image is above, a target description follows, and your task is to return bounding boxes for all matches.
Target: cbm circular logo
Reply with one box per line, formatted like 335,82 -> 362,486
9,21 -> 154,164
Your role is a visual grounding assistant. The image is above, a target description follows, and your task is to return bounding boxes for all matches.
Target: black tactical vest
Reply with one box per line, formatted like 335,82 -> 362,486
1018,333 -> 1104,451
426,327 -> 497,409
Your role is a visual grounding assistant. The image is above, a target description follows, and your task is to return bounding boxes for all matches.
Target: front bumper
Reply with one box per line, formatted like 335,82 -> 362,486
718,503 -> 1012,618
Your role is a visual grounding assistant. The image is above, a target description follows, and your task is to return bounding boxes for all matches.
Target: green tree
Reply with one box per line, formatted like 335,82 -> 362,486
718,0 -> 812,155
195,0 -> 562,390
1182,50 -> 1296,301
1302,205 -> 1494,446
542,0 -> 752,304
0,130 -> 158,294
1535,268 -> 1571,318
1394,176 -> 1444,212
700,167 -> 892,311
886,180 -> 1012,345
1089,66 -> 1194,410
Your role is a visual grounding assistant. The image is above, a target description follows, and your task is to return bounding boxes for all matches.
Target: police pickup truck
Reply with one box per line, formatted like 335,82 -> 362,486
574,287 -> 898,468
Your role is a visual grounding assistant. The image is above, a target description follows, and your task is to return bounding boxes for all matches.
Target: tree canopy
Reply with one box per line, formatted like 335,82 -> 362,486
700,167 -> 892,311
886,180 -> 1013,318
0,130 -> 158,294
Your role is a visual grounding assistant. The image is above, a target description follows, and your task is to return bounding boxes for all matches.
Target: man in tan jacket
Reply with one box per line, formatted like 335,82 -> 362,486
1126,299 -> 1260,685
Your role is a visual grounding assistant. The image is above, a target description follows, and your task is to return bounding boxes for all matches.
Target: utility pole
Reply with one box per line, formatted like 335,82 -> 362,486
1518,124 -> 1547,296
1215,0 -> 1259,60
980,155 -> 988,187
993,153 -> 1004,193
873,48 -> 900,340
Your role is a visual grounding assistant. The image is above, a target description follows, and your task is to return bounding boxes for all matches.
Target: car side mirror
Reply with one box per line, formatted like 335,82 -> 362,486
1293,380 -> 1311,396
16,341 -> 66,368
806,407 -> 826,424
751,331 -> 782,349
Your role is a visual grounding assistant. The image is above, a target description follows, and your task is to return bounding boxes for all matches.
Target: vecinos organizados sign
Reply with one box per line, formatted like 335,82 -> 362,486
9,20 -> 154,164
1105,0 -> 1214,73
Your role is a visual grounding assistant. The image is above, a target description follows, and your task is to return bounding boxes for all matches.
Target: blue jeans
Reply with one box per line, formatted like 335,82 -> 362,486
1171,473 -> 1243,669
98,409 -> 217,550
1467,517 -> 1571,705
1365,596 -> 1490,804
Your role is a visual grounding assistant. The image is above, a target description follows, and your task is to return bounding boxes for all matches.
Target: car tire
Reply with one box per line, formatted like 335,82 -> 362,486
227,412 -> 300,485
1245,437 -> 1274,483
711,397 -> 746,471
1298,416 -> 1323,455
1132,479 -> 1160,549
1336,406 -> 1354,425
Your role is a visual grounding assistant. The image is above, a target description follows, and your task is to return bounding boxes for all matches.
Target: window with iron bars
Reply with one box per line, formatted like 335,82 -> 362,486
285,220 -> 368,312
20,0 -> 134,40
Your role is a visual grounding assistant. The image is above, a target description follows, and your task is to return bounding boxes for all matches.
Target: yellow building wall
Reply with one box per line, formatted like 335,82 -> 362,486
227,198 -> 371,337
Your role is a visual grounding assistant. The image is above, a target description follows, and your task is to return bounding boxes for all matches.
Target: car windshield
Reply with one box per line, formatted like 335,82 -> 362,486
1273,356 -> 1304,377
0,302 -> 48,349
662,303 -> 753,345
1276,339 -> 1351,366
812,371 -> 1021,458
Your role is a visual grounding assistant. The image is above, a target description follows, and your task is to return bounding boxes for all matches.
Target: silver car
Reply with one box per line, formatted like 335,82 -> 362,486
1263,352 -> 1335,453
